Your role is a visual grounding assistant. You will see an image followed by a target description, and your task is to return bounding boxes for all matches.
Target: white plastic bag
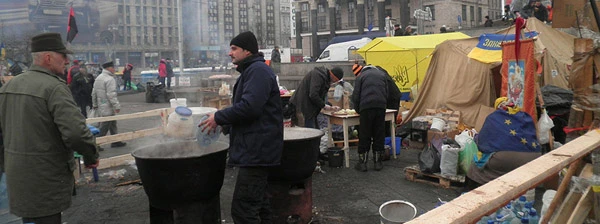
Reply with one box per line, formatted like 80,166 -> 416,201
454,129 -> 474,149
333,84 -> 344,102
537,109 -> 554,144
87,107 -> 99,127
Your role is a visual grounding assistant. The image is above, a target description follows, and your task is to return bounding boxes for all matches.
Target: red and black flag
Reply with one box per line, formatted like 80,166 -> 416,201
67,7 -> 78,43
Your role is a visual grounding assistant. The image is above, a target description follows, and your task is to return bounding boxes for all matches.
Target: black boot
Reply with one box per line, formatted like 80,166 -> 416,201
374,151 -> 383,171
355,153 -> 368,172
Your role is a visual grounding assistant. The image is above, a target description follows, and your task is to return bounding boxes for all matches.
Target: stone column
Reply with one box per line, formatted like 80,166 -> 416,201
310,0 -> 319,59
377,0 -> 385,31
295,1 -> 303,49
328,0 -> 336,39
356,0 -> 365,34
400,0 -> 410,30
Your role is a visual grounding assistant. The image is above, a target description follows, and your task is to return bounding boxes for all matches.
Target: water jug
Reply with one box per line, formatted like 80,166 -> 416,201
196,115 -> 222,147
166,106 -> 195,138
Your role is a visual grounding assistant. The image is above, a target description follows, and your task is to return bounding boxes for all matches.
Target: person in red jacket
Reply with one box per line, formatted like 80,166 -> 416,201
67,59 -> 80,85
158,59 -> 167,85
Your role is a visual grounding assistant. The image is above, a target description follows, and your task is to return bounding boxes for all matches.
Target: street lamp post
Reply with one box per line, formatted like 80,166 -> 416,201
108,24 -> 119,62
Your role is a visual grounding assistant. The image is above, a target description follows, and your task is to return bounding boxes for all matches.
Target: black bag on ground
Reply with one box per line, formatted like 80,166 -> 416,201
418,143 -> 441,173
152,83 -> 167,103
145,82 -> 155,103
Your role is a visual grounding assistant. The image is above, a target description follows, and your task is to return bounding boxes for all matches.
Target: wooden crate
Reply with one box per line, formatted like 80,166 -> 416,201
404,165 -> 465,189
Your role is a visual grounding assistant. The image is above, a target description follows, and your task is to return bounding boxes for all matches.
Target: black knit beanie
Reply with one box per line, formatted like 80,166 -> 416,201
330,67 -> 344,80
230,31 -> 259,54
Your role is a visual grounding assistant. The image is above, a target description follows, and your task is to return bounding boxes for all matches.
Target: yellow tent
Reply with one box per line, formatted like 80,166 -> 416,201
356,32 -> 470,93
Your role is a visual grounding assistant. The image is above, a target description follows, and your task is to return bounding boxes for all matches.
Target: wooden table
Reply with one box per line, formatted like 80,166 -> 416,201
323,109 -> 397,168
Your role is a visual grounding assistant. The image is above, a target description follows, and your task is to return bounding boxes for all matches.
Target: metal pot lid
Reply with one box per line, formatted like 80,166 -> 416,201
284,127 -> 324,141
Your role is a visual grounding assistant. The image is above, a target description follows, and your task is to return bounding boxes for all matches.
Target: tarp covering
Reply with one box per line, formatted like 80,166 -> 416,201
356,32 -> 470,92
404,18 -> 576,128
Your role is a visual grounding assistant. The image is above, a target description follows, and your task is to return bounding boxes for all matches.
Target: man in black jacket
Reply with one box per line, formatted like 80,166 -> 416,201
200,31 -> 283,223
289,66 -> 344,128
165,58 -> 174,89
352,63 -> 389,171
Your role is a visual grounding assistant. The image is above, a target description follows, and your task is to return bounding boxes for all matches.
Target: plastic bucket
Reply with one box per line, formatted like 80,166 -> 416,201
384,137 -> 402,155
327,147 -> 344,168
430,117 -> 446,131
379,200 -> 417,224
170,98 -> 187,108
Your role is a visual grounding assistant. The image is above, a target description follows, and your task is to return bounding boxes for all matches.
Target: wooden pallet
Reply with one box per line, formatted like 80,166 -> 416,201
403,165 -> 465,189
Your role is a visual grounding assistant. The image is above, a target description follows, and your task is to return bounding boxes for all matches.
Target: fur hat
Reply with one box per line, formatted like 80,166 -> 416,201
229,31 -> 259,54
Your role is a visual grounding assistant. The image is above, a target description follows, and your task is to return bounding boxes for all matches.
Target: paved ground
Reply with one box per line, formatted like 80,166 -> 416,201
3,92 -> 463,224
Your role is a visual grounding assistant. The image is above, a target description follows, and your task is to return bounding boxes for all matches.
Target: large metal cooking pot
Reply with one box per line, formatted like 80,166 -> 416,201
132,140 -> 229,210
269,127 -> 324,181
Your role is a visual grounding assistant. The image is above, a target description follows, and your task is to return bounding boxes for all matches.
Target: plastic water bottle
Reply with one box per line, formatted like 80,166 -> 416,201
196,115 -> 222,147
512,196 -> 527,214
496,204 -> 515,223
528,208 -> 539,224
520,217 -> 529,223
476,215 -> 494,224
511,212 -> 526,224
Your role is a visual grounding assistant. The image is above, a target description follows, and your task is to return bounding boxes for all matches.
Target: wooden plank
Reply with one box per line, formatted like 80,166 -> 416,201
406,130 -> 600,224
551,163 -> 593,224
96,127 -> 163,145
98,154 -> 135,170
540,159 -> 584,224
567,186 -> 593,224
86,108 -> 169,124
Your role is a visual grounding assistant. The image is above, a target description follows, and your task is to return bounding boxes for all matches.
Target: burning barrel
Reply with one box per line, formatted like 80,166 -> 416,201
269,127 -> 324,224
132,140 -> 229,223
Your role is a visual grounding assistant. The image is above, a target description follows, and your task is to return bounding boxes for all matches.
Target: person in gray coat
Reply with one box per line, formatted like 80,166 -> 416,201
351,63 -> 388,171
92,61 -> 126,149
289,66 -> 344,128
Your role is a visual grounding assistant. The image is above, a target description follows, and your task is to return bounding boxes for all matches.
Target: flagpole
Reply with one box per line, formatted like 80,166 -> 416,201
177,0 -> 184,70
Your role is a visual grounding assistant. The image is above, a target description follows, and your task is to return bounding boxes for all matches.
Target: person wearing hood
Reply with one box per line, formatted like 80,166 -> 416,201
351,63 -> 389,171
199,31 -> 283,223
158,59 -> 167,85
289,66 -> 344,128
92,61 -> 126,149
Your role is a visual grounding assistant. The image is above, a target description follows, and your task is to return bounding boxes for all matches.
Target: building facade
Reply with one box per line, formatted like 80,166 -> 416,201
292,0 -> 502,59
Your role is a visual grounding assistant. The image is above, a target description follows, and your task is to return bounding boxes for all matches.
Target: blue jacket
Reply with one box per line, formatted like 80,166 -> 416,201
214,55 -> 283,167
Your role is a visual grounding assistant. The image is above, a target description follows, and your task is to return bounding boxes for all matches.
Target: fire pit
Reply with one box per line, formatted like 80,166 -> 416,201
269,127 -> 324,224
132,140 -> 229,223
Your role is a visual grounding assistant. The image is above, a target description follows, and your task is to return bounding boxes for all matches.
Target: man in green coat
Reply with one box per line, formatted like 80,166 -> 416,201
0,33 -> 99,223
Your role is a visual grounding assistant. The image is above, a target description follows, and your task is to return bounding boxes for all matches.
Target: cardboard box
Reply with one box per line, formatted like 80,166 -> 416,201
327,88 -> 351,109
553,0 -> 600,31
475,105 -> 496,132
427,129 -> 461,144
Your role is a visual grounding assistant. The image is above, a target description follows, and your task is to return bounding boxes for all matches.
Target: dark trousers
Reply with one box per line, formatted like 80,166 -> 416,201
22,213 -> 61,224
99,120 -> 118,137
358,108 -> 386,154
74,97 -> 89,118
123,78 -> 131,90
167,76 -> 172,89
231,167 -> 272,224
158,77 -> 166,85
303,116 -> 318,129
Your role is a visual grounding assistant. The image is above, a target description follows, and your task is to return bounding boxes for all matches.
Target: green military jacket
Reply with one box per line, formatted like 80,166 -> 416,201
0,65 -> 99,217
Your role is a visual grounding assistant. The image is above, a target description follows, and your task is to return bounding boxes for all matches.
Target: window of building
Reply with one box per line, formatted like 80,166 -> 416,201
462,5 -> 467,23
470,6 -> 474,21
348,1 -> 355,13
318,4 -> 325,13
318,15 -> 326,29
367,7 -> 374,26
348,9 -> 355,26
336,3 -> 342,29
301,17 -> 309,32
118,5 -> 123,13
302,3 -> 309,11
367,0 -> 374,10
478,7 -> 482,22
385,0 -> 391,6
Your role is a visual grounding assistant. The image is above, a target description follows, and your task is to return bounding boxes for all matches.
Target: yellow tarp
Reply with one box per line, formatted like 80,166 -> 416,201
356,32 -> 470,92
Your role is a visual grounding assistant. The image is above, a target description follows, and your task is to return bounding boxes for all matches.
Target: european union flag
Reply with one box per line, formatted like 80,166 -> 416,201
476,110 -> 540,153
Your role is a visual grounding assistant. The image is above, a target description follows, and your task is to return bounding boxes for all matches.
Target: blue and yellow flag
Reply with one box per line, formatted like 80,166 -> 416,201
467,32 -> 538,64
0,43 -> 5,60
476,110 -> 540,153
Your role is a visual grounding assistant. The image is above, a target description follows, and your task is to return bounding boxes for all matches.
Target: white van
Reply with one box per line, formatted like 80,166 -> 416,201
316,37 -> 372,62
